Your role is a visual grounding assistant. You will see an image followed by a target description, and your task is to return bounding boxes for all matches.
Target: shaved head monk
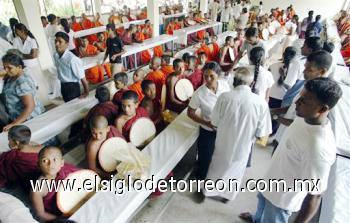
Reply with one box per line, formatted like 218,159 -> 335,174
115,90 -> 149,141
161,55 -> 174,77
0,125 -> 41,189
128,68 -> 145,102
112,72 -> 129,108
145,57 -> 166,101
86,115 -> 123,179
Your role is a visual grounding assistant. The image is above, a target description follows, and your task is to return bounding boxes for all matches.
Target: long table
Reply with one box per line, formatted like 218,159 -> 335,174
173,22 -> 222,45
82,34 -> 177,70
70,110 -> 199,223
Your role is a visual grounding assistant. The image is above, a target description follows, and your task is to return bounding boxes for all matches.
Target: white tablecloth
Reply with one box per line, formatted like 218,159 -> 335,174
70,110 -> 199,223
173,22 -> 222,45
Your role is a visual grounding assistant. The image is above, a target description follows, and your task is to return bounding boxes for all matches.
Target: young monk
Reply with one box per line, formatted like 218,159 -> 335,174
30,146 -> 79,222
140,80 -> 162,126
165,19 -> 176,35
70,16 -> 82,32
196,38 -> 211,60
145,57 -> 166,101
165,59 -> 188,113
121,24 -> 136,69
112,72 -> 129,107
128,68 -> 145,102
81,13 -> 96,44
78,36 -> 105,84
0,125 -> 41,188
115,90 -> 149,141
134,25 -> 151,65
208,35 -> 220,62
93,32 -> 112,78
197,52 -> 208,70
86,115 -> 123,179
143,20 -> 163,58
160,55 -> 174,77
84,86 -> 119,129
185,55 -> 203,90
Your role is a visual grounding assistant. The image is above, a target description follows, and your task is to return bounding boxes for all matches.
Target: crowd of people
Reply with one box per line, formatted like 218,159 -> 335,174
0,0 -> 349,222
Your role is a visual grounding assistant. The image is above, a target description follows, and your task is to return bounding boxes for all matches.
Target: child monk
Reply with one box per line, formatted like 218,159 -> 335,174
115,91 -> 149,141
134,25 -> 151,65
121,25 -> 136,69
143,20 -> 163,58
86,115 -> 123,179
78,36 -> 105,84
112,72 -> 129,107
30,146 -> 79,222
166,59 -> 188,113
81,13 -> 97,44
161,55 -> 174,77
196,38 -> 211,60
197,52 -> 208,70
70,16 -> 82,32
140,80 -> 162,126
128,68 -> 145,102
0,125 -> 41,188
145,57 -> 166,101
84,86 -> 119,129
208,35 -> 220,62
94,32 -> 112,78
185,55 -> 203,90
165,19 -> 176,35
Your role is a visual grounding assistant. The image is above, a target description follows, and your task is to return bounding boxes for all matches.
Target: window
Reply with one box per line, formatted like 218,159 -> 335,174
0,0 -> 18,26
38,0 -> 94,17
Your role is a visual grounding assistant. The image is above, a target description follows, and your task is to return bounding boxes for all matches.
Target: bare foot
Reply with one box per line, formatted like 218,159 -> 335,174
239,212 -> 254,223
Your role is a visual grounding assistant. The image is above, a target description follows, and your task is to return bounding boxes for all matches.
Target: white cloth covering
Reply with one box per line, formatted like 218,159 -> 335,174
262,117 -> 336,212
203,85 -> 272,200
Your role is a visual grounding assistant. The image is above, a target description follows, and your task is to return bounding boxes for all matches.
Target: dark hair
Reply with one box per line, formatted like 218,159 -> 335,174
173,58 -> 184,68
145,19 -> 150,24
106,23 -> 116,31
2,53 -> 25,68
188,55 -> 197,64
198,51 -> 207,57
114,72 -> 128,85
307,50 -> 333,70
95,86 -> 110,103
9,18 -> 19,39
41,16 -> 47,21
14,23 -> 36,40
283,47 -> 297,69
8,125 -> 31,145
161,55 -> 171,64
47,14 -> 57,23
55,31 -> 70,43
60,18 -> 70,34
202,61 -> 221,75
141,79 -> 155,93
249,47 -> 265,93
243,8 -> 248,13
182,53 -> 190,63
315,15 -> 321,21
122,90 -> 139,102
304,77 -> 342,109
97,32 -> 104,37
71,15 -> 76,20
323,42 -> 335,54
38,146 -> 63,161
304,37 -> 323,52
245,27 -> 258,38
225,36 -> 234,44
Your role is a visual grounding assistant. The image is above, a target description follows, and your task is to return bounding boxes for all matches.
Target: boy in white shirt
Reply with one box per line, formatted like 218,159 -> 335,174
240,77 -> 342,223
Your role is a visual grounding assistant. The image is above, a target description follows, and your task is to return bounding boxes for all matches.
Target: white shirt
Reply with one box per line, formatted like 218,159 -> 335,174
247,65 -> 274,99
189,80 -> 230,131
66,29 -> 76,50
285,21 -> 297,35
6,31 -> 15,44
12,36 -> 40,67
275,95 -> 298,142
53,49 -> 85,83
263,117 -> 336,212
268,20 -> 281,35
269,59 -> 301,100
231,4 -> 242,19
220,7 -> 232,23
237,13 -> 249,29
210,1 -> 220,21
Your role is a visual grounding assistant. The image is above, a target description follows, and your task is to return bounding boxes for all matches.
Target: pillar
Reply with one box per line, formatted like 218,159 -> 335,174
147,0 -> 160,37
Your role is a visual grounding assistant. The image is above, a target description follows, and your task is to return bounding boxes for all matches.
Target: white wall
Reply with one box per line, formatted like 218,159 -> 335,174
251,0 -> 347,20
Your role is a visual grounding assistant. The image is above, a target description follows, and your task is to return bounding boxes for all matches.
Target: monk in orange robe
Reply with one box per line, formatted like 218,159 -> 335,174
112,72 -> 129,107
208,35 -> 220,62
134,25 -> 152,65
166,20 -> 175,35
0,125 -> 41,189
174,18 -> 182,30
86,115 -> 124,179
128,69 -> 145,102
94,32 -> 112,78
78,37 -> 105,84
145,57 -> 166,101
143,21 -> 163,58
81,13 -> 97,44
93,13 -> 104,27
121,25 -> 136,70
71,16 -> 83,32
185,55 -> 203,90
196,39 -> 211,60
30,147 -> 79,222
138,8 -> 148,20
115,91 -> 149,141
161,55 -> 174,77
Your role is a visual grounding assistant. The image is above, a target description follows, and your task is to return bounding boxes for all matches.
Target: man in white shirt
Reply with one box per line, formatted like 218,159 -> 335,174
231,2 -> 242,20
196,67 -> 271,203
220,1 -> 232,32
240,77 -> 342,223
209,0 -> 220,22
236,7 -> 249,30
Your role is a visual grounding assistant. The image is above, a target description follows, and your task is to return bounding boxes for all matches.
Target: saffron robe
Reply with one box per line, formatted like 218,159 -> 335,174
79,44 -> 105,84
161,65 -> 174,77
145,70 -> 166,101
128,81 -> 144,102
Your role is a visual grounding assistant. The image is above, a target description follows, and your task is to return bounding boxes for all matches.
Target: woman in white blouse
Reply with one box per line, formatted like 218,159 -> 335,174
187,62 -> 230,180
6,18 -> 18,44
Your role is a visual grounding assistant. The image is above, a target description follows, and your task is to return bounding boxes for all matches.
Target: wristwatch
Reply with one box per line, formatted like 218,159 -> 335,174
272,114 -> 279,120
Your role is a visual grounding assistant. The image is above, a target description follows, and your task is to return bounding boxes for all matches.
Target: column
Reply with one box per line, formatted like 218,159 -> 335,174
13,0 -> 54,70
93,0 -> 102,14
147,0 -> 160,37
200,0 -> 209,15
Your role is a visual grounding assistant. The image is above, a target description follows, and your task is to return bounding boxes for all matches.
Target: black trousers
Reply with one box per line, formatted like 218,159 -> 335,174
268,97 -> 282,134
61,82 -> 81,102
196,127 -> 217,180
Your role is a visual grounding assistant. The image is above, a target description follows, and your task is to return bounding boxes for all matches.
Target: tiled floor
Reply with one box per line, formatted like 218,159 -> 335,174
132,144 -> 275,223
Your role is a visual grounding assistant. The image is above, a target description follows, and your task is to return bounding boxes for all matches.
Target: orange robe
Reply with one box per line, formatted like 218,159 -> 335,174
128,81 -> 144,102
145,70 -> 166,101
82,18 -> 97,44
80,45 -> 105,84
138,11 -> 147,20
166,23 -> 175,35
197,30 -> 206,40
197,44 -> 211,60
210,42 -> 220,62
71,22 -> 83,32
161,65 -> 174,77
135,32 -> 151,65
